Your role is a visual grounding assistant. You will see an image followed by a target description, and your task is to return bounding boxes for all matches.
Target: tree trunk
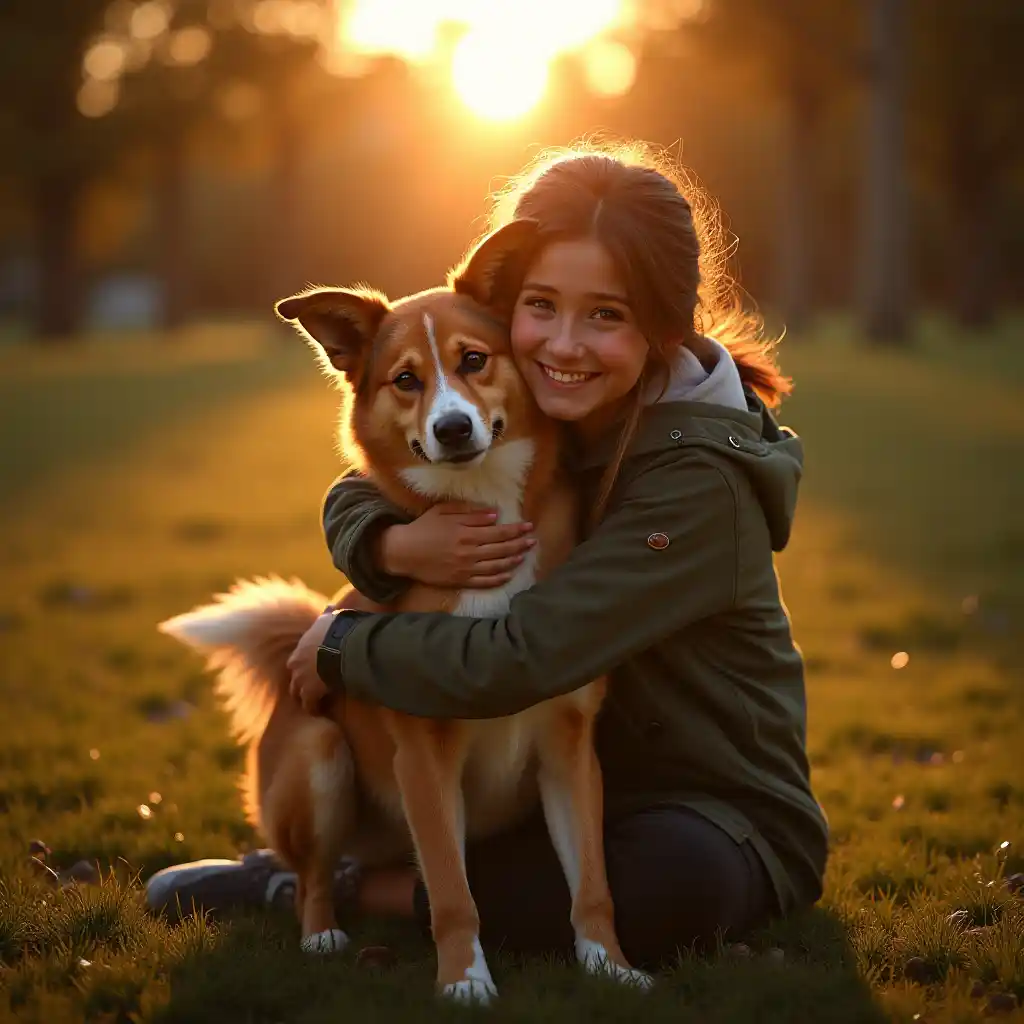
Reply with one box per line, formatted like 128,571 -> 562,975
947,110 -> 999,331
860,0 -> 911,343
158,128 -> 189,331
268,112 -> 303,306
33,170 -> 82,340
776,75 -> 819,335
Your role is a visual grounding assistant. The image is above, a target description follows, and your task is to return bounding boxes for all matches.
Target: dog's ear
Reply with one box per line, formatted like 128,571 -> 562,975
450,219 -> 539,315
275,287 -> 390,379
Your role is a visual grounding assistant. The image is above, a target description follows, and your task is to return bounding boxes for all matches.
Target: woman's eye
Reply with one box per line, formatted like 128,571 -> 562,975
593,307 -> 623,322
460,351 -> 488,374
525,296 -> 555,312
393,371 -> 421,392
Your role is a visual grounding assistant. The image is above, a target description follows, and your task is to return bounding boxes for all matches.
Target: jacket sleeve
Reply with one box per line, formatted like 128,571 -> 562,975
337,453 -> 739,719
322,471 -> 414,604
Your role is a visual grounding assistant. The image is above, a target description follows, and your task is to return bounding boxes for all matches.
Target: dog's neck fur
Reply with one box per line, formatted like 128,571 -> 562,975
351,412 -> 561,528
399,439 -> 536,524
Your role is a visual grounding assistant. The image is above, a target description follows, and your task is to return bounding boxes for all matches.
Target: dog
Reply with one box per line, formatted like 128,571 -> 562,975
158,221 -> 651,1002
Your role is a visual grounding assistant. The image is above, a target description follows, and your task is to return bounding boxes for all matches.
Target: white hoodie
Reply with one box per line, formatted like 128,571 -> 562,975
646,337 -> 747,411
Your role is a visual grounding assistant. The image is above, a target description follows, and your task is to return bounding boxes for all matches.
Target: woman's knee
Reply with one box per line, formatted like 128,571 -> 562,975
604,807 -> 770,969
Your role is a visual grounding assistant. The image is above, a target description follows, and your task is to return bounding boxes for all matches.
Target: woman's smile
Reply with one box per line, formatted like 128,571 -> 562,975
537,363 -> 601,387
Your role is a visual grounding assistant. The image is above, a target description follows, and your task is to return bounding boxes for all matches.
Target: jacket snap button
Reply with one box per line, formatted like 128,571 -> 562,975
670,429 -> 682,440
647,532 -> 670,550
728,436 -> 743,449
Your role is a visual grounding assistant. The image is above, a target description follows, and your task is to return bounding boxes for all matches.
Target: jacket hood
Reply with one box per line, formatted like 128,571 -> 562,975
575,359 -> 803,552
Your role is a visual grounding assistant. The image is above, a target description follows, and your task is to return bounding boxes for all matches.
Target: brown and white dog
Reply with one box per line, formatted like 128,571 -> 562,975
158,222 -> 651,1002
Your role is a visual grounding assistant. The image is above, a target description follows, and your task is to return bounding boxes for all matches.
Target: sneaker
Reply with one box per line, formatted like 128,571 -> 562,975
145,849 -> 362,922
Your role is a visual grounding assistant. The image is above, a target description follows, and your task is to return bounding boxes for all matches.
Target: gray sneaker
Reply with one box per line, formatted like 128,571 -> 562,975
145,849 -> 362,922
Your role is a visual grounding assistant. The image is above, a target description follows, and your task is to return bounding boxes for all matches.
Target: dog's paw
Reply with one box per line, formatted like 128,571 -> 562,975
300,928 -> 349,955
577,939 -> 654,990
440,977 -> 498,1006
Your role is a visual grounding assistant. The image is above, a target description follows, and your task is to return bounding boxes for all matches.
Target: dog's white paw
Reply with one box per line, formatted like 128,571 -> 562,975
577,939 -> 654,990
301,928 -> 349,955
440,977 -> 498,1006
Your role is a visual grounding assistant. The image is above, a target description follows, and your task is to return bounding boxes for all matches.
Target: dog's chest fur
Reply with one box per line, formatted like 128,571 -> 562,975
400,438 -> 540,618
396,439 -> 554,819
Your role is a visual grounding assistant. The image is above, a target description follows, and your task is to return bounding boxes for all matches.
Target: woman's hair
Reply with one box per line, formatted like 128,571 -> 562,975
480,139 -> 791,522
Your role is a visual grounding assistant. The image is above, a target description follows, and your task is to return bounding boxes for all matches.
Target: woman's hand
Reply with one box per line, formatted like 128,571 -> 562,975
378,503 -> 535,589
287,609 -> 335,714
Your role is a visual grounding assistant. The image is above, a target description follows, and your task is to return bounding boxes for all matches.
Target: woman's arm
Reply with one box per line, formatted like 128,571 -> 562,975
332,453 -> 741,720
322,471 -> 415,603
323,473 -> 538,599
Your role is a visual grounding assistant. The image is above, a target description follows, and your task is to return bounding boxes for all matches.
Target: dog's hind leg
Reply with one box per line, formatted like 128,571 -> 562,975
536,702 -> 653,989
389,718 -> 496,1005
268,719 -> 354,954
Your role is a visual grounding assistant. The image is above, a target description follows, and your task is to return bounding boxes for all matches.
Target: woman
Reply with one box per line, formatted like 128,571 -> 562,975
147,143 -> 828,970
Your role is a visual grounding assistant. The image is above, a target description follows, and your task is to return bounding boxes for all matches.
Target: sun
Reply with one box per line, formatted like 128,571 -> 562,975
450,31 -> 549,121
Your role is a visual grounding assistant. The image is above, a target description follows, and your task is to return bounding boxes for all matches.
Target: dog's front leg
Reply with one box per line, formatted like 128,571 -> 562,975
389,717 -> 497,1004
536,701 -> 653,990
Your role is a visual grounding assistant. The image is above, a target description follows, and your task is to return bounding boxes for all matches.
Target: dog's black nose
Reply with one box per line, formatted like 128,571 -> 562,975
433,413 -> 474,447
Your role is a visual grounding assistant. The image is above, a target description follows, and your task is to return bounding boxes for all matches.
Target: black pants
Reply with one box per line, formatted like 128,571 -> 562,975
412,805 -> 777,971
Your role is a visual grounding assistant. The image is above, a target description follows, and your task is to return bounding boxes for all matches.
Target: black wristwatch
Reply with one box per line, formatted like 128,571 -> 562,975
317,610 -> 375,692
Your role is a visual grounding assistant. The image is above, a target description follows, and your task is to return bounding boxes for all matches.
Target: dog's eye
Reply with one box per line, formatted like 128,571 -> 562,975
460,351 -> 488,374
393,371 -> 421,392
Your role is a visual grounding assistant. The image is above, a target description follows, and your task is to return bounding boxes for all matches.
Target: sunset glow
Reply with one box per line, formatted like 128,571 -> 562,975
80,0 -> 683,121
337,0 -> 639,120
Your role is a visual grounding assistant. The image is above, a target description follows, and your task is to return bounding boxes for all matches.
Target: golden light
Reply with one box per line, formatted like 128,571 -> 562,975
582,39 -> 637,98
343,1 -> 439,61
84,38 -> 127,81
452,30 -> 549,121
335,0 -> 639,120
167,26 -> 213,66
129,1 -> 171,41
77,78 -> 120,118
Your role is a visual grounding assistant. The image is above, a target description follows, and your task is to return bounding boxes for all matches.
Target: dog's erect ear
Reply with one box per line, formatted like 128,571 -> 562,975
450,219 -> 539,314
275,287 -> 390,378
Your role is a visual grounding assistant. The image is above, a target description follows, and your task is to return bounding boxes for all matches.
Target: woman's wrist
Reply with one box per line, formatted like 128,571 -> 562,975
376,523 -> 409,577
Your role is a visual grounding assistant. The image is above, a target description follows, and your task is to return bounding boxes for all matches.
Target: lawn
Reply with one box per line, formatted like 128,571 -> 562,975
0,319 -> 1021,1023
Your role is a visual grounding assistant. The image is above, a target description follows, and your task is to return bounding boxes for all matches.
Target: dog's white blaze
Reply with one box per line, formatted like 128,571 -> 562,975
421,312 -> 489,461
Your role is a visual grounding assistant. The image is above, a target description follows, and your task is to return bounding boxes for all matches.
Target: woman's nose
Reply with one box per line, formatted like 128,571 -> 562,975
544,318 -> 582,360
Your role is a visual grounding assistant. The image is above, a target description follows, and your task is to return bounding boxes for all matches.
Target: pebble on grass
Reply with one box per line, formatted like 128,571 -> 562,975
985,992 -> 1018,1015
61,860 -> 100,886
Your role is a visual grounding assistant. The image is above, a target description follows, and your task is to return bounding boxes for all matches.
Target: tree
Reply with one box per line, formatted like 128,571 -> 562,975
860,0 -> 910,344
690,0 -> 862,333
910,0 -> 1024,328
0,1 -> 112,338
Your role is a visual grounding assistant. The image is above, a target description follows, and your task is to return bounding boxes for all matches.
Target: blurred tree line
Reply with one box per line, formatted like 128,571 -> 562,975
0,0 -> 1021,343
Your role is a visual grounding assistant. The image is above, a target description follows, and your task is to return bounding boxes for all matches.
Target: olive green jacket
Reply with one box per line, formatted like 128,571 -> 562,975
321,392 -> 829,913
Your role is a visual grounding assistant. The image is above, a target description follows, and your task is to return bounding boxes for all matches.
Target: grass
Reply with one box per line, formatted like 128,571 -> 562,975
0,318 -> 1022,1023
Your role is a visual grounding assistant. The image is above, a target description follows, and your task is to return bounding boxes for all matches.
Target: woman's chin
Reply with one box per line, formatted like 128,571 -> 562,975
533,392 -> 594,422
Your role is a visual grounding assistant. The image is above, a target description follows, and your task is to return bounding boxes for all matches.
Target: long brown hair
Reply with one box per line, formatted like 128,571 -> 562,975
477,139 -> 791,522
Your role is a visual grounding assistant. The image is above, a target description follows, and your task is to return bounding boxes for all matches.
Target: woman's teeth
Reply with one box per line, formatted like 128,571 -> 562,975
541,364 -> 594,384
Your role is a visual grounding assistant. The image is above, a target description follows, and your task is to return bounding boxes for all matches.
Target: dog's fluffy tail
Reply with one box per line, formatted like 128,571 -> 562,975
158,575 -> 330,745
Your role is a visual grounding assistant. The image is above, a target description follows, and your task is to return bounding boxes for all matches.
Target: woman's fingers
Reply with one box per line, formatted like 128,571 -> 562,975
471,521 -> 534,544
473,537 -> 535,562
464,571 -> 516,589
473,555 -> 526,576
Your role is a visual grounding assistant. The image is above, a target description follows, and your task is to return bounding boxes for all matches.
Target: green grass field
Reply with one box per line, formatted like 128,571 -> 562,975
0,320 -> 1021,1023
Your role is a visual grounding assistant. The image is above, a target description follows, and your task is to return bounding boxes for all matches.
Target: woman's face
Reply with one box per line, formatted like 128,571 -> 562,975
510,237 -> 649,435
